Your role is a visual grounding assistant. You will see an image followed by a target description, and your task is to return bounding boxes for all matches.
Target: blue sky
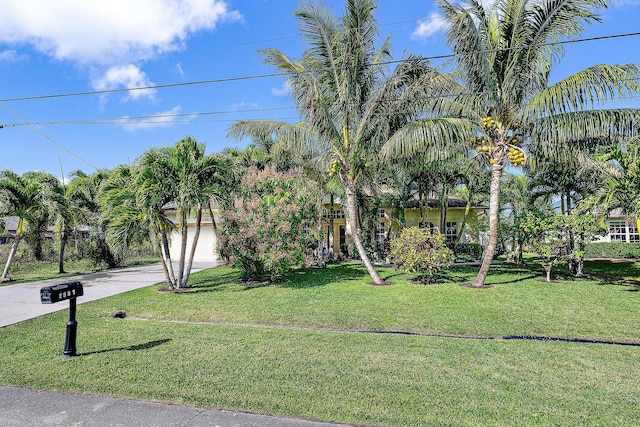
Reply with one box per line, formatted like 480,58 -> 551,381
0,0 -> 639,178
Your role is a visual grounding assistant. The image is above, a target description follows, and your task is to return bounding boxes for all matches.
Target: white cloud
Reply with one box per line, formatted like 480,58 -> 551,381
271,81 -> 291,97
176,62 -> 185,76
119,105 -> 190,131
93,64 -> 157,102
411,13 -> 446,41
0,49 -> 28,63
229,101 -> 260,111
0,1 -> 242,65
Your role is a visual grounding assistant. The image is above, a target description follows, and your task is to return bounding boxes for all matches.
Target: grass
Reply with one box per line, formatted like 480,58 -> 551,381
1,259 -> 639,426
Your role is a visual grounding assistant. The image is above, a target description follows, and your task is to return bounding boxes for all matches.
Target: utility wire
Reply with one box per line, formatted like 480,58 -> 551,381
1,30 -> 639,104
4,87 -> 640,129
0,102 -> 99,170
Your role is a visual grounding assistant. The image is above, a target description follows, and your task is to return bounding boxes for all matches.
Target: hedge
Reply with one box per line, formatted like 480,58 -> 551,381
454,242 -> 483,261
583,242 -> 640,259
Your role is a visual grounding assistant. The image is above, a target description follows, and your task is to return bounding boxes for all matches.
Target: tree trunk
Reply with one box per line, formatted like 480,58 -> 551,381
208,205 -> 222,263
343,176 -> 383,285
546,266 -> 552,283
157,238 -> 173,291
160,229 -> 176,290
316,195 -> 325,268
2,218 -> 24,281
181,205 -> 202,288
58,226 -> 69,274
455,201 -> 471,245
516,241 -> 524,264
472,162 -> 504,287
439,185 -> 447,237
176,209 -> 188,287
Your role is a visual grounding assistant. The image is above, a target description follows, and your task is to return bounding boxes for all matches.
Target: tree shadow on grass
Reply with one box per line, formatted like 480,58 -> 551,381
275,263 -> 369,290
79,338 -> 172,356
173,271 -> 242,295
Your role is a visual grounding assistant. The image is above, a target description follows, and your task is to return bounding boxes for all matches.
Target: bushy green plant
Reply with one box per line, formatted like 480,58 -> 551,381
522,212 -> 567,282
389,227 -> 454,284
86,234 -> 122,269
454,242 -> 483,261
219,167 -> 319,282
584,242 -> 640,259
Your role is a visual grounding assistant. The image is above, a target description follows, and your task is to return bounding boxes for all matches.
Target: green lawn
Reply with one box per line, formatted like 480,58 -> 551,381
1,260 -> 639,426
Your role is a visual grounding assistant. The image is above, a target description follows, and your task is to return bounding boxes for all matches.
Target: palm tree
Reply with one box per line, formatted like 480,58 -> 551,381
55,170 -> 103,274
0,171 -> 64,280
137,136 -> 230,289
99,165 -> 146,269
383,0 -> 640,287
229,0 -> 443,285
580,138 -> 640,226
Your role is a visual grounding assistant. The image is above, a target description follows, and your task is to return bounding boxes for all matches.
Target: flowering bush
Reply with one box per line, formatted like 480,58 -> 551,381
219,167 -> 318,281
389,227 -> 454,284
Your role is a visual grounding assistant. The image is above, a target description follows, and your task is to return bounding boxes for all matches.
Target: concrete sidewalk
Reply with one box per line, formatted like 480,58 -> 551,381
0,262 -> 219,328
0,385 -> 348,426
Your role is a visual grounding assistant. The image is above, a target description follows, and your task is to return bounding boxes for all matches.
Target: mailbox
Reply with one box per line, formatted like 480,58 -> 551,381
40,281 -> 83,357
41,282 -> 83,304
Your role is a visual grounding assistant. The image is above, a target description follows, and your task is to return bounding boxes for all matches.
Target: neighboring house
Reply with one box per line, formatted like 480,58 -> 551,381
163,203 -> 221,263
2,216 -> 55,240
321,196 -> 487,256
0,216 -> 19,244
593,210 -> 639,243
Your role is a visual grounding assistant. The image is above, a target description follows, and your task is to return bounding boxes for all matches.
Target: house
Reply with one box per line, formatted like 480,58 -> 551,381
163,196 -> 487,264
163,203 -> 222,263
593,210 -> 639,243
321,196 -> 487,257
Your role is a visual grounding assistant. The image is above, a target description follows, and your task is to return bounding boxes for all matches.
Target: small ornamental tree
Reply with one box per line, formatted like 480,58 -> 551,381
219,167 -> 318,282
522,212 -> 567,283
563,212 -> 607,277
389,227 -> 454,284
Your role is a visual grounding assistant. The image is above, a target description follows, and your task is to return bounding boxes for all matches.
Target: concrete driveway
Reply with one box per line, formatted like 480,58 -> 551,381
0,262 -> 219,328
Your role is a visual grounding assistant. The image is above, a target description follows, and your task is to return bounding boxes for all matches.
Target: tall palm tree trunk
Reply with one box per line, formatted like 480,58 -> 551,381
177,210 -> 188,287
181,206 -> 202,288
472,163 -> 504,287
2,218 -> 23,281
160,229 -> 176,290
344,177 -> 383,285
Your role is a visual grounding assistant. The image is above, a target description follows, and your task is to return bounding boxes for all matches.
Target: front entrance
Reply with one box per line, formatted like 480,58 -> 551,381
339,226 -> 346,254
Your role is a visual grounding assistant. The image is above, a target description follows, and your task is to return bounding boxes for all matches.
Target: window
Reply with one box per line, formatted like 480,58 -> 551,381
628,221 -> 640,242
609,221 -> 627,242
445,221 -> 458,242
378,208 -> 386,219
377,222 -> 386,243
419,221 -> 436,232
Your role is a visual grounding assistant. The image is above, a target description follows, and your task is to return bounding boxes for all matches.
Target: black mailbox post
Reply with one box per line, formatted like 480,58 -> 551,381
40,282 -> 83,358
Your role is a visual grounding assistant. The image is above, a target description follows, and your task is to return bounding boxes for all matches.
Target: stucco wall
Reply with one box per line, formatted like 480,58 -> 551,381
169,226 -> 219,263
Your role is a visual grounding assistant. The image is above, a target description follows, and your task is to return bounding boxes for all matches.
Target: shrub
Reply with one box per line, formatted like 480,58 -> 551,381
584,242 -> 640,259
389,227 -> 454,284
219,167 -> 319,282
454,242 -> 483,261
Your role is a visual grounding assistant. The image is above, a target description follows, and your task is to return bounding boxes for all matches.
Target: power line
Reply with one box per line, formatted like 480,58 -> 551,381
1,30 -> 639,104
0,102 -> 99,170
3,87 -> 639,129
1,107 -> 296,127
0,73 -> 286,103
